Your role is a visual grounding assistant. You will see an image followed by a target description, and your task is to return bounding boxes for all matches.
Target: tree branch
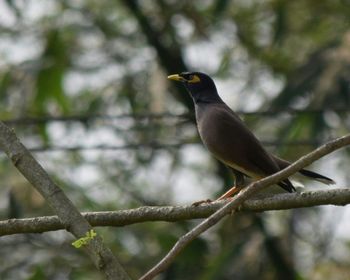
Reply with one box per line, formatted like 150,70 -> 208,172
140,134 -> 350,280
0,122 -> 131,280
1,188 -> 350,236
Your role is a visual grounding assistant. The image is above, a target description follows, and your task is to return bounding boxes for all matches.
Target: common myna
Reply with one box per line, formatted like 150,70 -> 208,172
168,72 -> 335,201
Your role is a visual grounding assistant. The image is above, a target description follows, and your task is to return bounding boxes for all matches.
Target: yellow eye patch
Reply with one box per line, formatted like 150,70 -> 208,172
188,75 -> 201,83
167,73 -> 201,83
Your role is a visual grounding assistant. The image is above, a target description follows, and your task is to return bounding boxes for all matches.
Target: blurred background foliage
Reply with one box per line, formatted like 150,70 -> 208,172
0,0 -> 350,279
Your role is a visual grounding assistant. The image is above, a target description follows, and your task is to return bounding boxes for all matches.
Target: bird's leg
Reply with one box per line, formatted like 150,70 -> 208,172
215,169 -> 245,201
192,169 -> 246,206
215,185 -> 243,200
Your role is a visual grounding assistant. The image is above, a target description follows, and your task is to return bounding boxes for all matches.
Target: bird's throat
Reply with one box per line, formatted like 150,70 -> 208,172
190,89 -> 223,104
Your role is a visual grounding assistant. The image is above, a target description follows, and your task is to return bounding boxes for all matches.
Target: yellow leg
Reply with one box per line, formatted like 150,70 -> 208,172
216,185 -> 243,201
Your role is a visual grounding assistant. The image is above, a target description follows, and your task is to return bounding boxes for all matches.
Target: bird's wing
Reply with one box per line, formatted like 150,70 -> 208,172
198,103 -> 281,178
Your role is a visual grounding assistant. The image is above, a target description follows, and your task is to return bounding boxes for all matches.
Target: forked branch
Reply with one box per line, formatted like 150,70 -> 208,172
140,134 -> 350,280
0,122 -> 131,280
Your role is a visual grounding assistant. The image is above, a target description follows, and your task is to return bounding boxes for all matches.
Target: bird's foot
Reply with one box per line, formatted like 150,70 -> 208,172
192,186 -> 243,207
192,199 -> 213,207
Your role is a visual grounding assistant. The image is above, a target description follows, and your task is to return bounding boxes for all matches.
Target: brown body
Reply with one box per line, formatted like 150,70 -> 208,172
196,103 -> 280,180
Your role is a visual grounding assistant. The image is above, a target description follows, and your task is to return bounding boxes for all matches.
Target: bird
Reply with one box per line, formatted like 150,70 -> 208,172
167,71 -> 335,202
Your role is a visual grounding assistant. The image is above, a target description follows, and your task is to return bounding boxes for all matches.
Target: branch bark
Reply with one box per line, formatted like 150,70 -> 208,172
140,134 -> 350,280
1,188 -> 350,236
0,122 -> 131,280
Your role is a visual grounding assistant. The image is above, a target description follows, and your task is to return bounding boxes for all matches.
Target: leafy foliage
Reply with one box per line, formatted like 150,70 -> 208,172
0,0 -> 349,279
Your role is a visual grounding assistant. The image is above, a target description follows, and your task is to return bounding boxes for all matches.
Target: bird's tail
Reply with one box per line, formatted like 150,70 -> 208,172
278,179 -> 296,193
272,156 -> 335,185
298,169 -> 335,185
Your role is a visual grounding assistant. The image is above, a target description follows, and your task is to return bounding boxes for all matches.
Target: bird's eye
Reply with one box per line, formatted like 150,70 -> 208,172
187,74 -> 201,83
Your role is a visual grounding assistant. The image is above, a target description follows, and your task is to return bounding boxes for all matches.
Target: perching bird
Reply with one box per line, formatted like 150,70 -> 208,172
168,72 -> 335,201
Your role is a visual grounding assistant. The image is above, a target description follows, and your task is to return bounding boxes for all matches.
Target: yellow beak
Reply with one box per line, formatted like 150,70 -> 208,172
167,74 -> 185,82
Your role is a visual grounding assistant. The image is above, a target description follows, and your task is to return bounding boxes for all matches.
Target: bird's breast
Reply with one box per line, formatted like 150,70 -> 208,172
195,103 -> 264,179
196,104 -> 238,159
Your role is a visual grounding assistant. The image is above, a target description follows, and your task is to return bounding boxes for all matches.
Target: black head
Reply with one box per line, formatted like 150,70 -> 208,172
168,72 -> 223,104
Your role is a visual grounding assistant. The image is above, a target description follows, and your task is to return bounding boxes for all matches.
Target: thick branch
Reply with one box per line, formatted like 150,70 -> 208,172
0,122 -> 131,280
1,188 -> 350,236
141,134 -> 350,280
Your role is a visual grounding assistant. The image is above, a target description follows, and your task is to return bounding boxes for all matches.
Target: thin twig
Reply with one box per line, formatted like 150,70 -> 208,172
1,188 -> 350,236
140,134 -> 350,280
17,139 -> 322,153
3,108 -> 349,125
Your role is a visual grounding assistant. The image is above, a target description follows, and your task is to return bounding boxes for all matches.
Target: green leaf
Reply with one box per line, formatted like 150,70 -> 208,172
34,29 -> 70,114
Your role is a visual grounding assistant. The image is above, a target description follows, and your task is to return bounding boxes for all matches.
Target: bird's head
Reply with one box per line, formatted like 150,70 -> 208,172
167,72 -> 223,104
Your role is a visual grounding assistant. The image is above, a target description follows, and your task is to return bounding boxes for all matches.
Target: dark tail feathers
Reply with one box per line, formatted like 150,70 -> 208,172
278,179 -> 296,193
273,155 -> 335,185
298,169 -> 335,185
